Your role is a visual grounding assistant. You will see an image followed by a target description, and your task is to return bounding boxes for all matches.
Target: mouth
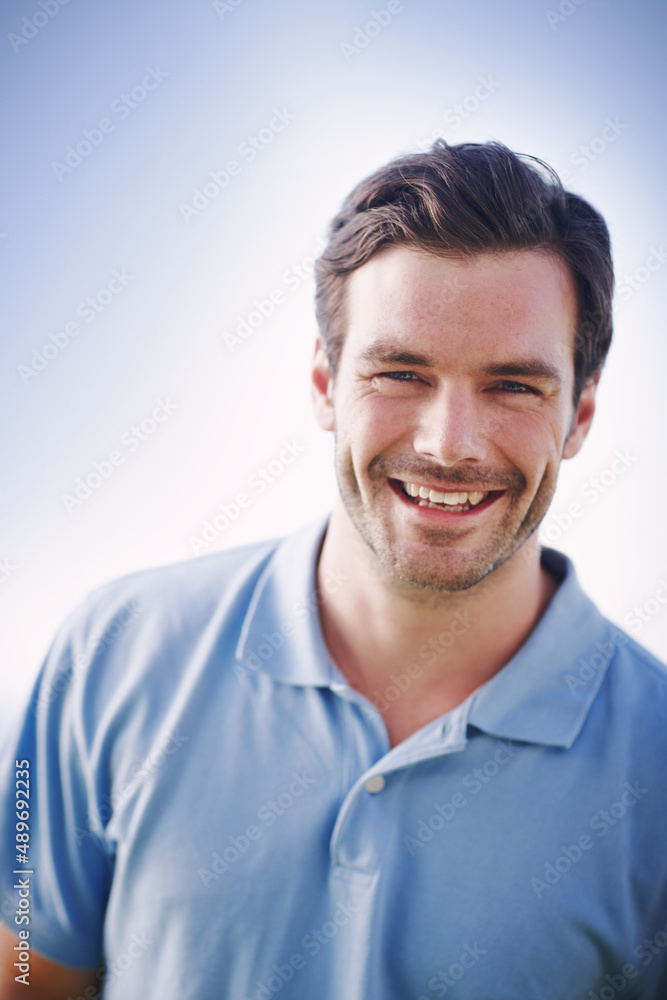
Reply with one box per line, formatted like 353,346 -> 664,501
389,478 -> 505,514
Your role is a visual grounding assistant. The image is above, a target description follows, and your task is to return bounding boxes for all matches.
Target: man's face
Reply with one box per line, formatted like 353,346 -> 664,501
312,246 -> 596,592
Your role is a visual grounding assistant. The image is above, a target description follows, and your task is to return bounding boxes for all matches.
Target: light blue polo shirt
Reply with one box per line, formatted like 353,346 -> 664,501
1,517 -> 667,999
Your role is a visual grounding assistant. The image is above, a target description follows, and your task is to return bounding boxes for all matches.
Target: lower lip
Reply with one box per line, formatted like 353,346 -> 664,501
389,480 -> 504,519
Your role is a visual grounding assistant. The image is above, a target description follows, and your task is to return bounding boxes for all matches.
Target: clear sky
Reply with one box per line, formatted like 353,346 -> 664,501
1,0 -> 666,731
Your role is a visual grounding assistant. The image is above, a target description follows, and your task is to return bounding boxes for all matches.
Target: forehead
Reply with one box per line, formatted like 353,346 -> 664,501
342,246 -> 577,373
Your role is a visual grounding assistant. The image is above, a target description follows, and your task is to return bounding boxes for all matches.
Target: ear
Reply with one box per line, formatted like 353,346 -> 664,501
562,371 -> 600,460
311,338 -> 335,432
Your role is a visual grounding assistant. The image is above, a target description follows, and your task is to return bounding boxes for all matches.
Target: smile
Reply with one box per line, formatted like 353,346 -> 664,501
392,480 -> 503,513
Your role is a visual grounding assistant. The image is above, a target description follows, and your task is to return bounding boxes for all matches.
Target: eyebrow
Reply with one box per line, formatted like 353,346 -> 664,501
482,361 -> 563,384
356,344 -> 437,367
356,342 -> 563,385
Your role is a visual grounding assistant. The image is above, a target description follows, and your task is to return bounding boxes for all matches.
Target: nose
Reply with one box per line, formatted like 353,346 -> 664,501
412,382 -> 487,467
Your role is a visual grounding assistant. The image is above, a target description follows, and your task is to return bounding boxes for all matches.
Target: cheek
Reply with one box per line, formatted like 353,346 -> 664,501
493,409 -> 563,467
342,396 -> 414,451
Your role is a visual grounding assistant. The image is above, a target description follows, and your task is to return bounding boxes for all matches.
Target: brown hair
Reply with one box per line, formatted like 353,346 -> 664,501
314,140 -> 614,405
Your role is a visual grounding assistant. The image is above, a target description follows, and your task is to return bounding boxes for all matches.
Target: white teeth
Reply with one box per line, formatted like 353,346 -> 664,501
403,483 -> 490,508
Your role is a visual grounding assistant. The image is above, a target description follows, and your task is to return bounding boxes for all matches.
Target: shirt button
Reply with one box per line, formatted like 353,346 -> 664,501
365,775 -> 386,794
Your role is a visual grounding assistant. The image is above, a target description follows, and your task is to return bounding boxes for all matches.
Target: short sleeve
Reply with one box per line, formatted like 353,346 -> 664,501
0,609 -> 114,969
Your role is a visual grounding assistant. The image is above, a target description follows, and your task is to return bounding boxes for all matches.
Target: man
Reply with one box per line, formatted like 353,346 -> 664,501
1,140 -> 666,999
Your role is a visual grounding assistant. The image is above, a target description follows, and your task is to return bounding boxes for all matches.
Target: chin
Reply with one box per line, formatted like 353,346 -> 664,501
363,500 -> 543,593
376,542 -> 507,593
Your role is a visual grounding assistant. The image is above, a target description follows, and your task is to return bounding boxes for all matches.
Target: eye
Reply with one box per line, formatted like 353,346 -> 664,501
377,371 -> 421,382
495,380 -> 539,395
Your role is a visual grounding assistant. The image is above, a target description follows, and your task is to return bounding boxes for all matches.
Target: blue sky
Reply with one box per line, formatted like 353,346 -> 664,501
1,0 -> 666,726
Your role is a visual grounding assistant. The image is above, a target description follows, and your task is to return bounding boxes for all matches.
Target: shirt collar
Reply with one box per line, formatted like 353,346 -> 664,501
235,516 -> 336,686
235,517 -> 615,749
467,547 -> 614,748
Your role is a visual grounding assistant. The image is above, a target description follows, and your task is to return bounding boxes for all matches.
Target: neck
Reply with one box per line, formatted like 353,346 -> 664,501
316,500 -> 559,747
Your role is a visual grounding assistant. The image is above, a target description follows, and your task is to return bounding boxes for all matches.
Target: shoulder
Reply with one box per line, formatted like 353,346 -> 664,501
606,622 -> 667,687
81,534 -> 280,633
545,546 -> 667,709
588,624 -> 667,767
33,535 -> 283,715
606,628 -> 667,709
